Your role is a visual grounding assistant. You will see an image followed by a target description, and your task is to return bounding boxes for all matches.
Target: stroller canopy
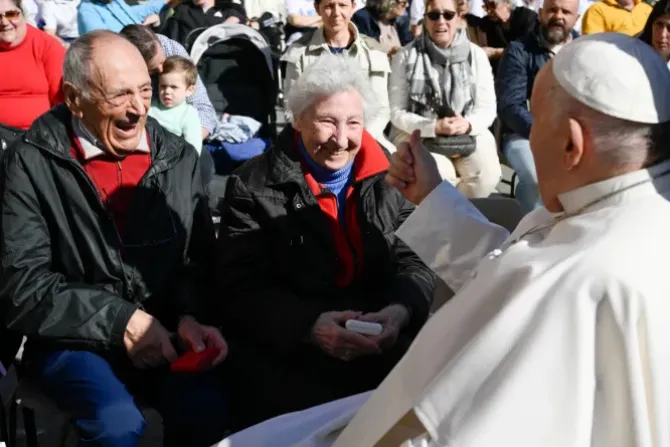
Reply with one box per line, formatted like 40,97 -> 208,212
189,23 -> 277,136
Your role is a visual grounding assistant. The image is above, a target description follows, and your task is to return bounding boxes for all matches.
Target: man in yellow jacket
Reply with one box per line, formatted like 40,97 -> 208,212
581,0 -> 652,35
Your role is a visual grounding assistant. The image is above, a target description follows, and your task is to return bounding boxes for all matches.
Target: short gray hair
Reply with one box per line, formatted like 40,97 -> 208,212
550,82 -> 670,167
63,30 -> 122,96
286,54 -> 378,124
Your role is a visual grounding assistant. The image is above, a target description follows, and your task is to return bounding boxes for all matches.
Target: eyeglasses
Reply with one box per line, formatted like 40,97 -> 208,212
395,1 -> 408,6
482,1 -> 498,9
425,10 -> 457,21
0,10 -> 21,21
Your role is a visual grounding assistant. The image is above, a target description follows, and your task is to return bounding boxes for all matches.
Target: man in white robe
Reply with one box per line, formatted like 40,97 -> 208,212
216,32 -> 670,447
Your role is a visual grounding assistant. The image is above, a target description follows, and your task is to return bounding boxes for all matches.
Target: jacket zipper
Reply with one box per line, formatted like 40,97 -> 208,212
24,138 -> 164,306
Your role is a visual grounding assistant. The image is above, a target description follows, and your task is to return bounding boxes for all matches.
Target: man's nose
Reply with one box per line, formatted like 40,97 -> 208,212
128,92 -> 147,115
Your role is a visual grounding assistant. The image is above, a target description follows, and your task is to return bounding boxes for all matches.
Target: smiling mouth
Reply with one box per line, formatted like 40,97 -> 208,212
115,121 -> 140,135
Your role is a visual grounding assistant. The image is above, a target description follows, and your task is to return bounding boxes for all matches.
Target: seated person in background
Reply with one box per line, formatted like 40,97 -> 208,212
351,0 -> 412,55
120,24 -> 217,140
639,0 -> 670,67
389,0 -> 501,198
285,0 -> 322,45
495,0 -> 579,214
149,56 -> 203,155
162,0 -> 248,46
479,0 -> 537,72
41,0 -> 80,46
581,0 -> 651,35
78,0 -> 169,34
0,0 -> 64,132
282,0 -> 395,153
457,0 -> 487,45
0,31 -> 227,447
216,54 -> 435,430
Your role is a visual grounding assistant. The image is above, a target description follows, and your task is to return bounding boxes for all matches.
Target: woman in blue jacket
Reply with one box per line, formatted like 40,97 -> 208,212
78,0 -> 168,34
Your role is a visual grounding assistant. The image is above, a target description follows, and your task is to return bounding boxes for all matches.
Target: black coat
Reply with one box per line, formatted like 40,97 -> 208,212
481,6 -> 538,72
0,105 -> 215,354
215,126 -> 436,355
162,0 -> 248,47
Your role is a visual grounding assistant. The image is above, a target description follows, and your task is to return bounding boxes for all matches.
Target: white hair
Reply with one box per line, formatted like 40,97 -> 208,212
286,53 -> 379,124
550,82 -> 670,167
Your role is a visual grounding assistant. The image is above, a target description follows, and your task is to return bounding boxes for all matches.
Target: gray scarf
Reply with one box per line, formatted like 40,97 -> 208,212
406,28 -> 474,117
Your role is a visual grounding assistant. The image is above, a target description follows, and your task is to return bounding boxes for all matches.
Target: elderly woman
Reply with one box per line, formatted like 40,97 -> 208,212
389,0 -> 501,198
640,0 -> 670,68
351,0 -> 412,54
281,0 -> 395,152
0,0 -> 64,146
216,54 -> 435,430
479,0 -> 536,72
78,0 -> 169,34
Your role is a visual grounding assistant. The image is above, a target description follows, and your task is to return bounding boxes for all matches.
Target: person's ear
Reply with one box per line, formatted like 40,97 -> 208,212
564,117 -> 584,171
63,82 -> 84,119
186,84 -> 196,97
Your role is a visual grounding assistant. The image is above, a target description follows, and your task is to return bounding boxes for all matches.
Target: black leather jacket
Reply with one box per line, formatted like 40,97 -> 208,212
0,105 -> 215,354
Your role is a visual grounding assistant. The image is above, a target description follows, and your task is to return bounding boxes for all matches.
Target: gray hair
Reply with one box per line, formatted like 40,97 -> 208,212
286,54 -> 378,124
550,82 -> 670,167
63,30 -> 123,97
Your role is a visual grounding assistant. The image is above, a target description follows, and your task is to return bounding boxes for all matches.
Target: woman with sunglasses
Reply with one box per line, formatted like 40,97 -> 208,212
281,0 -> 396,152
388,0 -> 501,198
639,0 -> 670,69
0,0 -> 65,143
351,0 -> 412,54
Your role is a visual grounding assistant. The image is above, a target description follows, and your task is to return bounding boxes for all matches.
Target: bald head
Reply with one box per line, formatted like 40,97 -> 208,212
539,0 -> 580,44
63,30 -> 149,96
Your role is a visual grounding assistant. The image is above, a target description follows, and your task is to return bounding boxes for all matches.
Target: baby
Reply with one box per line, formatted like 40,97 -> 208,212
148,56 -> 202,155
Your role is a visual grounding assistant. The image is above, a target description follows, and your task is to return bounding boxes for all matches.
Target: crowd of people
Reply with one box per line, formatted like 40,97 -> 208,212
1,0 -> 670,445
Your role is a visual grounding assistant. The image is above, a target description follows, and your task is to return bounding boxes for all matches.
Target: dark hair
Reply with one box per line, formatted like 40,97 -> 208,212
162,55 -> 198,86
119,24 -> 159,63
639,0 -> 670,45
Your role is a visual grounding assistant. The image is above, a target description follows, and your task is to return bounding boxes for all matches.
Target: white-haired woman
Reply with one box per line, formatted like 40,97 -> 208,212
389,0 -> 501,198
216,54 -> 435,430
281,0 -> 395,152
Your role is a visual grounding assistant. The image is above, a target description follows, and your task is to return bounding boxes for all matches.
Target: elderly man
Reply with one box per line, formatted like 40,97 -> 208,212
496,0 -> 580,214
215,32 -> 670,447
216,53 -> 435,430
0,31 -> 227,447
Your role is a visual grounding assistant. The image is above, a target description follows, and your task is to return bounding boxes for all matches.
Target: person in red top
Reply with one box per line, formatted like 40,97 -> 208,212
0,0 -> 65,132
216,53 -> 435,430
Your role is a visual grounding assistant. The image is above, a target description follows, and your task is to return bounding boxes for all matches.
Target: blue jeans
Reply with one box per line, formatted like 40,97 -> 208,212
502,134 -> 542,215
23,349 -> 228,447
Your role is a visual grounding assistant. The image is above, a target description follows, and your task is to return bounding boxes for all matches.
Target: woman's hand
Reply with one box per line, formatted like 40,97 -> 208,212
143,14 -> 161,27
435,115 -> 471,136
311,310 -> 382,361
358,304 -> 410,350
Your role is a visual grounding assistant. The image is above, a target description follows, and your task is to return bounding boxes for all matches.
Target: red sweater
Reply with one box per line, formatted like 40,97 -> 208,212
0,26 -> 65,130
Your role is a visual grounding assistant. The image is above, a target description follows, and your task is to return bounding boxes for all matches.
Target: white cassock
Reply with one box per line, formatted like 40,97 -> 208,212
216,159 -> 670,447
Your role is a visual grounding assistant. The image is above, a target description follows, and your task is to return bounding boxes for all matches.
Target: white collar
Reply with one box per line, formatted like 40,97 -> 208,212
72,117 -> 150,160
557,158 -> 670,214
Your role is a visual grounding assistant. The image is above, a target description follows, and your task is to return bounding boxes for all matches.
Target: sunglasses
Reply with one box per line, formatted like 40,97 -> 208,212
0,9 -> 21,20
482,1 -> 497,9
425,10 -> 456,21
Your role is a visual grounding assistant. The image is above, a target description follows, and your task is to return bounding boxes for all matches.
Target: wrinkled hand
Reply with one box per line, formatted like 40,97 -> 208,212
386,130 -> 442,205
358,304 -> 410,350
124,309 -> 178,369
143,14 -> 161,27
388,46 -> 400,60
177,315 -> 228,368
311,310 -> 382,361
435,115 -> 470,136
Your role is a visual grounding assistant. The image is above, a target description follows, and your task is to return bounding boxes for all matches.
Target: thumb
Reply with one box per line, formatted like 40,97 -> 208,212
161,339 -> 179,363
183,329 -> 206,353
408,129 -> 424,162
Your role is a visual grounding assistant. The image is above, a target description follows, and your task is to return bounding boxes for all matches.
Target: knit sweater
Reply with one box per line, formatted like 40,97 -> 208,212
0,26 -> 65,129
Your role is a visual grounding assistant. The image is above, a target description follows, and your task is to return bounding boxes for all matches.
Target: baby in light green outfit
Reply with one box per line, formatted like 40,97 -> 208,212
148,56 -> 202,155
